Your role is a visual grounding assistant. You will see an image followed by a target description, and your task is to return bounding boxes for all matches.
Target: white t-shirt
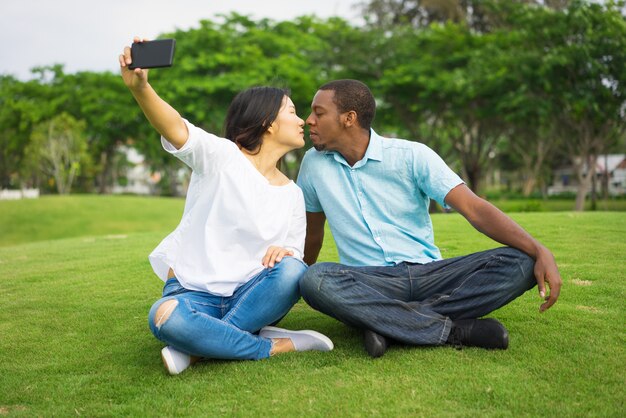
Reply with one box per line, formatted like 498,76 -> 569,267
149,120 -> 306,297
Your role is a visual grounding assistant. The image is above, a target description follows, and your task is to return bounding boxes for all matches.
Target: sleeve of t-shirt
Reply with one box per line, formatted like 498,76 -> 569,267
160,119 -> 237,175
296,151 -> 324,213
283,187 -> 307,260
413,144 -> 464,209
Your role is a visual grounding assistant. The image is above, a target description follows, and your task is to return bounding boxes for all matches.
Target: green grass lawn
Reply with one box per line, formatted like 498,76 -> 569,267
0,196 -> 624,416
488,198 -> 626,213
0,194 -> 184,247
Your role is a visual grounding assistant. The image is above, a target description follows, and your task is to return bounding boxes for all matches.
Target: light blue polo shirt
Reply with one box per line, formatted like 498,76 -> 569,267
297,129 -> 464,266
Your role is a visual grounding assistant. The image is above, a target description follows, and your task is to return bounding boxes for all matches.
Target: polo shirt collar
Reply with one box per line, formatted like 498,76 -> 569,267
325,129 -> 383,168
363,129 -> 383,162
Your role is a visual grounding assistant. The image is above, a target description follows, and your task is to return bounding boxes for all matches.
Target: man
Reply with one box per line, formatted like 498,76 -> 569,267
297,79 -> 562,358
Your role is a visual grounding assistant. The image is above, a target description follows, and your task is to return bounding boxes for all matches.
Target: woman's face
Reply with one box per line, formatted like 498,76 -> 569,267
269,96 -> 305,151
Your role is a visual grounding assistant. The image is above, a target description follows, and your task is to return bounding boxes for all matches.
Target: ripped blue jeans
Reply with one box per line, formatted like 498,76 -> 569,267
148,257 -> 307,360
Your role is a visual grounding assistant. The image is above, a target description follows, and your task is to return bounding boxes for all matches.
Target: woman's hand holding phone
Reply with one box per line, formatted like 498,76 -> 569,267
117,36 -> 188,149
119,37 -> 150,91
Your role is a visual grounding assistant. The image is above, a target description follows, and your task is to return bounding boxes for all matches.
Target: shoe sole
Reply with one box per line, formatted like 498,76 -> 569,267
260,326 -> 334,351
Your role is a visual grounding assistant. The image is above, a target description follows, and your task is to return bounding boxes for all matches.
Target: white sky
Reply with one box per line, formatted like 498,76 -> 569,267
0,0 -> 361,80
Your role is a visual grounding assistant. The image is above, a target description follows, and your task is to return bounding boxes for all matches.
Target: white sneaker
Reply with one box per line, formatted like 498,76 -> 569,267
161,346 -> 192,375
259,326 -> 334,352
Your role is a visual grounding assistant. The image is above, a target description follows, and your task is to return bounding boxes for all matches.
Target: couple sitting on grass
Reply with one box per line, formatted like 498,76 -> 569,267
120,39 -> 562,375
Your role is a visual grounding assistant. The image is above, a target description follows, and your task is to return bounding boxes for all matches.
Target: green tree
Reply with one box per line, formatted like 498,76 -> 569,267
488,6 -> 563,197
133,14 -> 359,185
369,0 -> 625,201
536,1 -> 626,210
23,112 -> 91,194
361,0 -> 573,30
49,70 -> 145,193
1,66 -> 143,194
378,23 -> 507,194
0,75 -> 57,189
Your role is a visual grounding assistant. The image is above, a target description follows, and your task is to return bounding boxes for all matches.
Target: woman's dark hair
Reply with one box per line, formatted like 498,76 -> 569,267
319,79 -> 376,130
224,86 -> 290,153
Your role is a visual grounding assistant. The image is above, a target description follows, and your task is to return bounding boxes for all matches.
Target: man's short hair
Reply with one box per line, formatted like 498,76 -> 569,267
319,79 -> 376,130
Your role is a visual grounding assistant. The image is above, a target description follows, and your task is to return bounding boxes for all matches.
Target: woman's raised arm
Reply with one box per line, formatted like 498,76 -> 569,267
119,37 -> 188,149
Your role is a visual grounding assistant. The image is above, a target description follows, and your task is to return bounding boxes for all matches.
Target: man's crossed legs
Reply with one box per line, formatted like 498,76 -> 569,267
299,247 -> 536,357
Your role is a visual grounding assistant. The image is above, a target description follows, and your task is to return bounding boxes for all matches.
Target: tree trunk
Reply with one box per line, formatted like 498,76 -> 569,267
522,177 -> 536,197
97,146 -> 116,194
590,168 -> 597,211
515,136 -> 552,198
463,162 -> 482,195
574,154 -> 595,211
575,180 -> 589,211
0,156 -> 9,189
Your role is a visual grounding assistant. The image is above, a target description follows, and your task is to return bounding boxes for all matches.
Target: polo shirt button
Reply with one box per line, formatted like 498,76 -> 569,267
375,237 -> 381,242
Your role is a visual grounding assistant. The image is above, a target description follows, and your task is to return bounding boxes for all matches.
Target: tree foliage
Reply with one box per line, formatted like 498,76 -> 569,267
360,0 -> 574,31
0,75 -> 55,189
1,3 -> 624,210
23,112 -> 91,194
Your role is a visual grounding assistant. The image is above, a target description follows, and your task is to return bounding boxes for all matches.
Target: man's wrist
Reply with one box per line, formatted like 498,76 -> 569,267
531,242 -> 551,261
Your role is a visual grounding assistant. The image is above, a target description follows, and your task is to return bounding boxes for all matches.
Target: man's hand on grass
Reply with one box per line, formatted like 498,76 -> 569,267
534,245 -> 562,312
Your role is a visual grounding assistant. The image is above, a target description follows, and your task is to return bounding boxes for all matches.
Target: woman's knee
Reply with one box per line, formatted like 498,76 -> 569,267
148,298 -> 179,332
272,256 -> 307,284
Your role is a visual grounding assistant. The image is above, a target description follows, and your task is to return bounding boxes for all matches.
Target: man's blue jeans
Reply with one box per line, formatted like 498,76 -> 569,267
300,247 -> 536,345
148,257 -> 307,360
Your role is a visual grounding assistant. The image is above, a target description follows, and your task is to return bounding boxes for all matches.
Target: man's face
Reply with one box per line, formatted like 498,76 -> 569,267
306,89 -> 343,152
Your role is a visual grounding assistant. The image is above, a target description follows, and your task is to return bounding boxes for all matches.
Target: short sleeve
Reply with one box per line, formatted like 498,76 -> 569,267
161,119 -> 237,174
296,151 -> 324,213
413,144 -> 464,209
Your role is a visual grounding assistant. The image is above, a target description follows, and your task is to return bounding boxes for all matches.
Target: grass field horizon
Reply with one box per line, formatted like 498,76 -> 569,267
1,195 -> 624,416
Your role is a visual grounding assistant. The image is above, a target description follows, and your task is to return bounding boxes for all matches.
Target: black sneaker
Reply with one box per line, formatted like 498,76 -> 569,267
363,329 -> 389,358
446,318 -> 509,350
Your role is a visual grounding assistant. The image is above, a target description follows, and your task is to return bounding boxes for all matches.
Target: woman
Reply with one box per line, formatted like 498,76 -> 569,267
119,38 -> 333,375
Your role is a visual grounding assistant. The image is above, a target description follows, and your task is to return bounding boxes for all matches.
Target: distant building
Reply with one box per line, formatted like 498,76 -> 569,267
112,146 -> 155,195
112,146 -> 189,196
548,154 -> 626,196
0,188 -> 40,200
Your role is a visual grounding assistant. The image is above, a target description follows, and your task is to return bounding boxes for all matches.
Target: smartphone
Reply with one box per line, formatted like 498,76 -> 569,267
128,39 -> 176,70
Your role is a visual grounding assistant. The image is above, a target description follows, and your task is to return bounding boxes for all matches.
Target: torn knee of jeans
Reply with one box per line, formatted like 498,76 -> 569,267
155,299 -> 178,328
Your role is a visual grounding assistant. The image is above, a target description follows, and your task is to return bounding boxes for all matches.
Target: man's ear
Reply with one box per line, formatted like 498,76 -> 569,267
343,111 -> 358,128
